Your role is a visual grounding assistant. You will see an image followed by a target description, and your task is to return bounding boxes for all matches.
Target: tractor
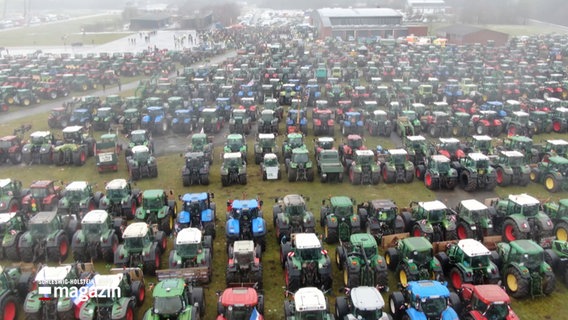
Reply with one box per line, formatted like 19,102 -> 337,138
258,109 -> 279,134
542,199 -> 568,241
286,108 -> 309,135
0,210 -> 27,261
47,107 -> 71,129
273,194 -> 316,243
170,109 -> 193,134
466,135 -> 495,156
56,180 -> 100,221
126,145 -> 158,180
226,240 -> 263,288
316,149 -> 344,183
341,111 -> 364,136
454,199 -> 496,241
18,211 -> 72,262
436,239 -> 500,289
92,107 -> 116,131
501,135 -> 540,164
385,237 -> 445,286
493,150 -> 531,187
71,209 -> 125,263
320,196 -> 360,244
166,227 -> 213,283
22,131 -> 56,164
357,199 -> 404,242
505,111 -> 534,137
0,135 -> 24,165
335,233 -> 388,290
312,108 -> 335,136
118,108 -> 141,134
339,134 -> 366,169
254,133 -> 278,165
181,152 -> 210,186
53,126 -> 95,166
452,153 -> 497,192
491,239 -> 555,299
285,148 -> 315,182
143,278 -> 205,319
94,133 -> 121,173
381,149 -> 415,184
114,222 -> 167,276
198,107 -> 223,134
126,129 -> 154,156
225,198 -> 266,251
223,134 -> 247,162
0,179 -> 22,213
366,109 -> 392,136
435,137 -> 466,162
20,180 -> 61,215
229,108 -> 252,135
284,287 -> 334,320
141,106 -> 169,135
282,133 -> 306,161
543,240 -> 568,288
473,110 -> 503,137
187,133 -> 213,164
348,149 -> 380,185
280,233 -> 332,292
389,281 -> 460,320
456,284 -> 519,320
530,156 -> 568,192
176,192 -> 216,237
135,189 -> 177,236
98,178 -> 140,220
489,193 -> 555,248
401,200 -> 458,242
418,154 -> 459,190
220,152 -> 248,186
216,287 -> 264,320
403,135 -> 432,179
335,286 -> 392,320
261,152 -> 281,180
551,106 -> 568,133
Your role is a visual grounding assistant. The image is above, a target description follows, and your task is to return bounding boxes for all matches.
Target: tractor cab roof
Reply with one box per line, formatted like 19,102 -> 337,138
419,200 -> 447,211
508,194 -> 540,206
439,138 -> 460,144
457,239 -> 491,257
233,240 -> 254,254
283,194 -> 306,207
176,227 -> 202,245
350,286 -> 385,311
388,149 -> 407,156
512,111 -> 529,117
231,199 -> 259,210
330,196 -> 353,208
294,287 -> 327,312
65,181 -> 88,191
82,210 -> 109,224
105,179 -> 128,190
0,179 -> 13,188
258,133 -> 275,140
202,107 -> 216,113
123,222 -> 149,238
142,189 -> 164,198
510,239 -> 543,254
317,137 -> 334,143
549,156 -> 568,164
154,279 -> 185,297
556,107 -> 568,113
431,155 -> 451,163
506,100 -> 521,106
91,274 -> 123,290
468,153 -> 489,161
406,135 -> 426,142
472,284 -> 511,304
370,199 -> 396,210
224,152 -> 242,160
30,131 -> 51,138
472,135 -> 492,141
62,125 -> 83,133
261,109 -> 274,115
132,145 -> 149,154
131,129 -> 148,135
29,211 -> 57,224
350,233 -> 377,248
407,281 -> 450,298
500,150 -> 524,158
35,265 -> 74,283
547,139 -> 568,146
263,153 -> 278,161
0,212 -> 16,224
373,109 -> 387,116
294,233 -> 322,249
181,192 -> 208,202
402,236 -> 433,251
479,110 -> 497,116
219,287 -> 258,307
355,149 -> 375,157
460,199 -> 487,212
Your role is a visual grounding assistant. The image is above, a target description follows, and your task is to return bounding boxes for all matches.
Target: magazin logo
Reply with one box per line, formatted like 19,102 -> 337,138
38,284 -> 121,303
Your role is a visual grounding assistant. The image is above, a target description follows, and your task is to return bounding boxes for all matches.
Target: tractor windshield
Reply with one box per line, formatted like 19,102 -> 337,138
292,153 -> 309,163
359,155 -> 372,165
437,161 -> 450,172
260,138 -> 274,148
392,155 -> 405,165
225,305 -> 253,320
176,243 -> 199,256
297,311 -> 325,319
521,204 -> 539,217
410,249 -> 431,265
349,139 -> 362,149
0,140 -> 11,149
472,296 -> 509,319
143,197 -> 163,209
154,296 -> 183,315
508,156 -> 522,166
289,137 -> 303,148
420,297 -> 447,318
124,237 -> 144,249
475,160 -> 489,170
335,205 -> 352,216
299,248 -> 321,261
357,309 -> 382,319
475,140 -> 490,151
131,133 -> 146,144
442,143 -> 458,152
264,157 -> 277,166
469,209 -> 488,222
31,136 -> 47,145
30,223 -> 50,236
228,139 -> 243,150
363,246 -> 377,258
67,189 -> 85,200
520,252 -> 542,269
465,254 -> 490,268
83,223 -> 102,235
97,109 -> 111,117
107,188 -> 126,199
428,209 -> 446,224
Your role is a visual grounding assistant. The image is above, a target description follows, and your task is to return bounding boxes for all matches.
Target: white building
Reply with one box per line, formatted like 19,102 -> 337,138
406,0 -> 447,15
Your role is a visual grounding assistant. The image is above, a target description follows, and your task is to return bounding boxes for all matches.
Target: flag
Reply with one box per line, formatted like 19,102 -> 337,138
249,307 -> 261,320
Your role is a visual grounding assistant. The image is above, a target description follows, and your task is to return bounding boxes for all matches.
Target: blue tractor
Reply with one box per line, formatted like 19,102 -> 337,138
216,97 -> 232,121
170,109 -> 193,134
141,106 -> 169,135
286,109 -> 308,135
69,108 -> 92,126
226,199 -> 267,252
389,280 -> 460,320
341,111 -> 365,136
176,192 -> 216,238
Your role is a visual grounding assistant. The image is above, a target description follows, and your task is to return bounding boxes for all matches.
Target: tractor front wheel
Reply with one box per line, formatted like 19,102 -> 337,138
544,174 -> 559,193
506,267 -> 529,299
555,222 -> 568,241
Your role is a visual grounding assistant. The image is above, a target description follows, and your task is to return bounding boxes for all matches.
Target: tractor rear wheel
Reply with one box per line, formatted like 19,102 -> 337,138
506,267 -> 529,299
503,220 -> 525,242
424,172 -> 436,190
324,224 -> 338,244
335,297 -> 349,320
398,264 -> 414,286
0,295 -> 17,320
385,248 -> 399,271
456,221 -> 473,240
48,234 -> 69,262
555,222 -> 568,241
389,291 -> 405,320
461,171 -> 477,192
3,232 -> 20,261
496,167 -> 511,186
450,267 -> 464,289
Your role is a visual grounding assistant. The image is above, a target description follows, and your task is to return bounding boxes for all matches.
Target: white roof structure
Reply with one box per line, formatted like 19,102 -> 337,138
176,227 -> 202,245
406,135 -> 426,141
30,131 -> 51,138
547,139 -> 568,146
233,240 -> 254,254
66,181 -> 88,191
508,194 -> 540,206
500,150 -> 524,158
430,155 -> 450,162
82,210 -> 109,224
356,149 -> 375,157
468,153 -> 489,161
472,135 -> 492,141
0,212 -> 16,224
373,110 -> 387,116
479,110 -> 496,115
35,265 -> 73,283
388,149 -> 408,156
419,200 -> 447,211
364,101 -> 377,106
98,107 -> 111,112
224,152 -> 242,160
0,179 -> 12,188
263,153 -> 278,161
261,109 -> 274,115
202,107 -> 217,113
131,129 -> 147,135
457,239 -> 491,257
91,274 -> 123,289
62,125 -> 83,133
433,101 -> 448,107
241,97 -> 254,102
105,179 -> 128,190
412,103 -> 426,108
506,100 -> 521,105
556,107 -> 568,113
123,222 -> 149,238
351,286 -> 385,311
294,233 -> 322,250
132,145 -> 149,154
294,287 -> 327,312
439,138 -> 460,144
317,137 -> 334,143
460,199 -> 488,212
512,111 -> 529,117
258,133 -> 275,140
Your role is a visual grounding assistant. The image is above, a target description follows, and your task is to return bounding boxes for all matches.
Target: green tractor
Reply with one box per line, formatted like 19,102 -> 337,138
454,199 -> 496,241
541,139 -> 568,161
71,209 -> 125,263
142,278 -> 205,319
384,236 -> 444,286
187,133 -> 213,164
0,211 -> 27,261
126,145 -> 159,180
118,108 -> 141,134
348,149 -> 380,185
395,113 -> 416,138
0,264 -> 35,319
164,227 -> 212,284
229,108 -> 252,135
493,150 -> 531,187
490,193 -> 555,247
254,133 -> 278,165
0,178 -> 22,213
21,131 -> 56,165
491,239 -> 555,299
126,129 -> 154,156
23,263 -> 95,320
381,149 -> 415,184
335,233 -> 388,290
542,199 -> 568,241
401,200 -> 458,242
452,153 -> 497,192
114,222 -> 168,276
418,154 -> 459,190
285,148 -> 315,182
366,109 -> 392,137
501,135 -> 540,164
357,199 -> 404,242
92,107 -> 116,131
282,133 -> 306,161
436,239 -> 500,289
79,269 -> 146,320
223,134 -> 247,162
320,196 -> 360,244
135,189 -> 177,236
284,287 -> 334,320
403,135 -> 432,179
221,152 -> 248,186
273,194 -> 316,243
18,211 -> 71,262
543,240 -> 568,287
316,149 -> 344,183
56,180 -> 100,221
95,133 -> 121,173
530,156 -> 568,192
53,126 -> 95,166
98,178 -> 140,220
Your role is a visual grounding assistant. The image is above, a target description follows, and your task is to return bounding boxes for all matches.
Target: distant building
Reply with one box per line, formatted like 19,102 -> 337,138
311,7 -> 410,40
435,24 -> 509,46
406,0 -> 447,15
130,15 -> 171,30
179,11 -> 214,30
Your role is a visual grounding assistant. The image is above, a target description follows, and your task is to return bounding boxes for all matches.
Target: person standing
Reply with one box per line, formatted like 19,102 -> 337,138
117,79 -> 122,92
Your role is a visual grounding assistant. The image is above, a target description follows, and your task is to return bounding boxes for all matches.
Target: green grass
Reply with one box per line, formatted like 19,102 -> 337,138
430,22 -> 568,37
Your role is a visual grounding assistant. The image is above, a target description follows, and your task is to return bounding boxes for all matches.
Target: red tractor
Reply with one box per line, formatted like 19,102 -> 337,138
456,284 -> 519,320
216,287 -> 264,320
339,134 -> 367,169
312,108 -> 335,136
472,110 -> 503,137
20,180 -> 62,216
436,138 -> 466,162
0,135 -> 24,165
452,99 -> 477,115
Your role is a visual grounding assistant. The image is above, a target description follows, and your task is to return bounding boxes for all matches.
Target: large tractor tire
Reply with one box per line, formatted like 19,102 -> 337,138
505,267 -> 529,299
